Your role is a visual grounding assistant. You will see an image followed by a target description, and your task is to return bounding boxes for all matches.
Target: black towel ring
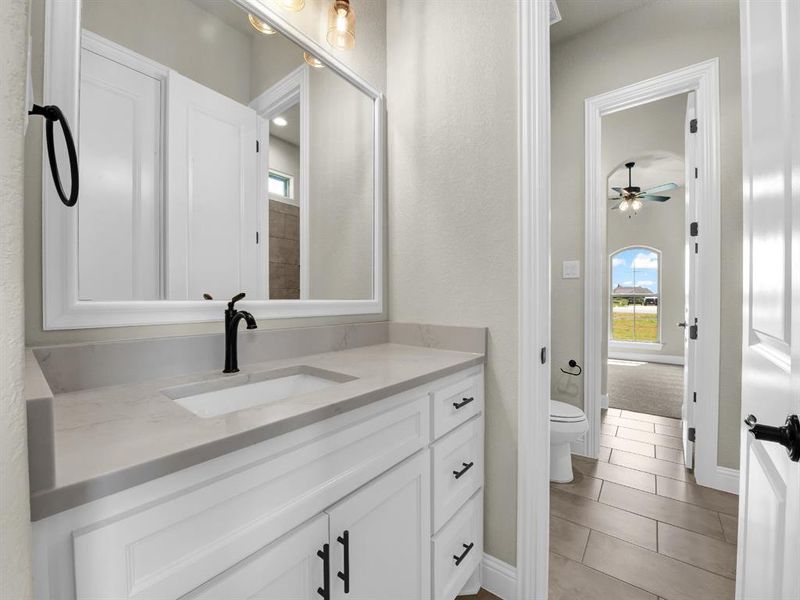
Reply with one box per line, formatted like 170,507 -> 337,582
29,104 -> 79,207
560,359 -> 582,377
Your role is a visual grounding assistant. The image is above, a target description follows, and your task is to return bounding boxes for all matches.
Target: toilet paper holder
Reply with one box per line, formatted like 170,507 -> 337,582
560,359 -> 582,376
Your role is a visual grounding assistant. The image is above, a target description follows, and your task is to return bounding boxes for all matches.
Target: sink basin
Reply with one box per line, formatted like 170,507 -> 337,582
162,366 -> 356,418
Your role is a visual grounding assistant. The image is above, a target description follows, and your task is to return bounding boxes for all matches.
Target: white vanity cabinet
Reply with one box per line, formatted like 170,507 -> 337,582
32,366 -> 484,600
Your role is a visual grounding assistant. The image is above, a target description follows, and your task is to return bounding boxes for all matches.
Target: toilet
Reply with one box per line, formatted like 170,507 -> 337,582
550,400 -> 589,483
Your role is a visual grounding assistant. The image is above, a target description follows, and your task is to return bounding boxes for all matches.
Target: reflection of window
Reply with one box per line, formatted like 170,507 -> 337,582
610,247 -> 660,343
268,171 -> 292,199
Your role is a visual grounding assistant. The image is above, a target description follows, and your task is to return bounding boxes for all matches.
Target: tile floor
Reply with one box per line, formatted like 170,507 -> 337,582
457,409 -> 738,600
549,408 -> 738,600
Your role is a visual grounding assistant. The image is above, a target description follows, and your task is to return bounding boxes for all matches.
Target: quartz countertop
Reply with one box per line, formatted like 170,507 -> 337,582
29,342 -> 484,520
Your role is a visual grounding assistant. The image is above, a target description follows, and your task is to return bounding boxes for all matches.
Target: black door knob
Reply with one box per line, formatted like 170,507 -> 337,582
744,414 -> 800,462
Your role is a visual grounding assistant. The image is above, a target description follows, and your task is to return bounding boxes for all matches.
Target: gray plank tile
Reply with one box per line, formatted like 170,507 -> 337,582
584,531 -> 735,600
618,427 -> 684,450
655,423 -> 682,437
551,469 -> 603,501
549,552 -> 657,600
719,513 -> 738,545
598,446 -> 612,462
550,516 -> 590,561
655,445 -> 684,464
602,423 -> 618,435
573,454 -> 655,493
603,415 -> 656,432
619,410 -> 682,427
657,523 -> 737,579
600,482 -> 725,540
601,433 -> 655,457
550,488 -> 657,551
610,449 -> 690,481
656,476 -> 739,516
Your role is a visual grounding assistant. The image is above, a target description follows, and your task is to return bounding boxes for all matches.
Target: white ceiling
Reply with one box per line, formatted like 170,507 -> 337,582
551,0 -> 662,45
607,151 -> 684,197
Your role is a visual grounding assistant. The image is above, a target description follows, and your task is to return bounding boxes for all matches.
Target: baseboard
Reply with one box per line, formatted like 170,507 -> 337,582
600,393 -> 609,409
481,553 -> 517,600
702,465 -> 740,495
608,351 -> 684,365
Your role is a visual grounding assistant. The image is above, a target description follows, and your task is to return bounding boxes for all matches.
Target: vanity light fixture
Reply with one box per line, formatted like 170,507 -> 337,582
272,116 -> 288,127
327,0 -> 355,50
279,0 -> 306,11
248,14 -> 276,35
304,52 -> 326,69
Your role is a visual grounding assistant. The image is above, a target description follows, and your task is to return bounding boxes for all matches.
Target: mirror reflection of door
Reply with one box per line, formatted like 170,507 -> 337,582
75,0 -> 374,303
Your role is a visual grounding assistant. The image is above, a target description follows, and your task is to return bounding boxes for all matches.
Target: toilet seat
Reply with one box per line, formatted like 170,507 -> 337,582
550,400 -> 586,423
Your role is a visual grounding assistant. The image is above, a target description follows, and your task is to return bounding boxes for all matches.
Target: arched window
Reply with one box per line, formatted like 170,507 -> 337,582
610,247 -> 660,343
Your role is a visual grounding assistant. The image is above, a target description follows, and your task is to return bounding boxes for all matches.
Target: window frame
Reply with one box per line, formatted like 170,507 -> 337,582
268,169 -> 294,201
608,245 -> 663,347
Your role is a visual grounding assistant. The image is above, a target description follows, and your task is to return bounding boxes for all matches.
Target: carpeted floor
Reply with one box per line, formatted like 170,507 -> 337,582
607,359 -> 684,418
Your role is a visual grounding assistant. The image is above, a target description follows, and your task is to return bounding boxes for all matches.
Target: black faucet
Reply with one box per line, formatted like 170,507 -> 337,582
223,292 -> 257,373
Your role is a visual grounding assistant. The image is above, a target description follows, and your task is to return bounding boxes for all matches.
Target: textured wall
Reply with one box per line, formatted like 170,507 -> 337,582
24,0 -> 387,346
550,0 -> 742,469
0,0 -> 34,596
387,0 -> 519,565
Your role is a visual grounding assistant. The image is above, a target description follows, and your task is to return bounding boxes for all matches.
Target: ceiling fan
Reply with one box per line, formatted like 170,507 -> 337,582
609,161 -> 678,216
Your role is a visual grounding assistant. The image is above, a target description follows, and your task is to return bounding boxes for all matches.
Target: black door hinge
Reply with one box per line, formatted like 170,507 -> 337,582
690,222 -> 699,237
688,427 -> 696,442
690,118 -> 698,133
256,140 -> 260,152
540,347 -> 547,365
694,167 -> 699,179
693,391 -> 697,403
256,231 -> 259,244
689,320 -> 698,340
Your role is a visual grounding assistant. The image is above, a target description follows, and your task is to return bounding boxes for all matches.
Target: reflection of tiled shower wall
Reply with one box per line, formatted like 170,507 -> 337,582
269,200 -> 300,299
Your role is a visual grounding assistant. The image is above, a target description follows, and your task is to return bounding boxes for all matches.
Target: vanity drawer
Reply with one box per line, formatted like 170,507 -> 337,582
72,393 -> 428,600
432,489 -> 483,600
431,370 -> 483,440
431,416 -> 484,532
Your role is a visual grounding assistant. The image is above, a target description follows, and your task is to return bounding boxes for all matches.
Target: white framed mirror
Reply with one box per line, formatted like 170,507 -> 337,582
41,0 -> 384,329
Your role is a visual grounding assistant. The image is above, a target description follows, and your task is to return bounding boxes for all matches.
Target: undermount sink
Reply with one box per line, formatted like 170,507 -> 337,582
162,366 -> 356,418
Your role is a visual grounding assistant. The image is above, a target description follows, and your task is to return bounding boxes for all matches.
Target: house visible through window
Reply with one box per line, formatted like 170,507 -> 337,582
610,247 -> 660,343
268,171 -> 292,199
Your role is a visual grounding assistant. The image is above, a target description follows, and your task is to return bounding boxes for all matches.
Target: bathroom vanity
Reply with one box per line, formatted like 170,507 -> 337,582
27,324 -> 486,600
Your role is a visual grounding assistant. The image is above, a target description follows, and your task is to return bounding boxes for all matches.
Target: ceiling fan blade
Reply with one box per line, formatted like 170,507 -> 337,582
611,187 -> 623,193
641,182 -> 678,195
610,205 -> 620,210
640,194 -> 671,202
608,196 -> 622,201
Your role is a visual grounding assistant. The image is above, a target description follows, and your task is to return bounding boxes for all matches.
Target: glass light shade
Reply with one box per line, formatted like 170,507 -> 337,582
303,52 -> 326,69
619,199 -> 630,212
279,0 -> 305,11
327,0 -> 355,50
248,14 -> 276,35
631,199 -> 643,211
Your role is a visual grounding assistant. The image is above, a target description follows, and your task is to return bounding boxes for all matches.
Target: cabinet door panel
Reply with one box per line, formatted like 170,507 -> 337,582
183,514 -> 327,600
327,451 -> 431,600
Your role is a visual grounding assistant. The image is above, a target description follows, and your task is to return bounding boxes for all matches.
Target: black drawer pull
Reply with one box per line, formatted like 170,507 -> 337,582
453,397 -> 474,410
317,543 -> 330,599
453,542 -> 474,566
453,461 -> 474,479
337,530 -> 350,593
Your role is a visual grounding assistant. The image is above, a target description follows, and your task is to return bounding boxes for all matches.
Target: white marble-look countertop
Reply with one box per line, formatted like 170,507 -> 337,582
30,342 -> 484,520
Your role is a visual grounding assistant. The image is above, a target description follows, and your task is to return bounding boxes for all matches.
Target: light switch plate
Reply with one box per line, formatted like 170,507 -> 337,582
562,260 -> 580,279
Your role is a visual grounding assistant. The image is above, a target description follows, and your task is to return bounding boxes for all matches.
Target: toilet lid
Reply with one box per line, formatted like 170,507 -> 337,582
550,400 -> 586,423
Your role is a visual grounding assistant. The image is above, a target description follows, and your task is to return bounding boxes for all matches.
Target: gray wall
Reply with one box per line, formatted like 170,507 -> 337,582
387,0 -> 519,566
1,0 -> 34,596
550,0 -> 742,469
24,0 -> 387,346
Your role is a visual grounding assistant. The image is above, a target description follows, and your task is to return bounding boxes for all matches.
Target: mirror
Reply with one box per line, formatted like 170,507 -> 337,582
45,0 -> 381,327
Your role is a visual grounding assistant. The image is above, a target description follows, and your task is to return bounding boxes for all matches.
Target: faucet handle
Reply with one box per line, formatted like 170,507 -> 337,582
228,292 -> 246,309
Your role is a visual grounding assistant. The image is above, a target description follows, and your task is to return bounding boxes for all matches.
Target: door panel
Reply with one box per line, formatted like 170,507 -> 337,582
327,451 -> 431,600
167,70 -> 259,300
78,48 -> 162,301
738,1 -> 800,598
184,514 -> 327,600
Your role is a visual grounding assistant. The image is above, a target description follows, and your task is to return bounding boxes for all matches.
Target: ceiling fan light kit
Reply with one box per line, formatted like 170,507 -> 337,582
609,161 -> 678,217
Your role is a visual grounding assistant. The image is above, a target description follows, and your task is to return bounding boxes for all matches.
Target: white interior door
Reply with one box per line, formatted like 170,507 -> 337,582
78,48 -> 162,301
682,91 -> 698,469
326,452 -> 430,600
184,513 -> 327,599
738,1 -> 800,598
167,71 -> 260,301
